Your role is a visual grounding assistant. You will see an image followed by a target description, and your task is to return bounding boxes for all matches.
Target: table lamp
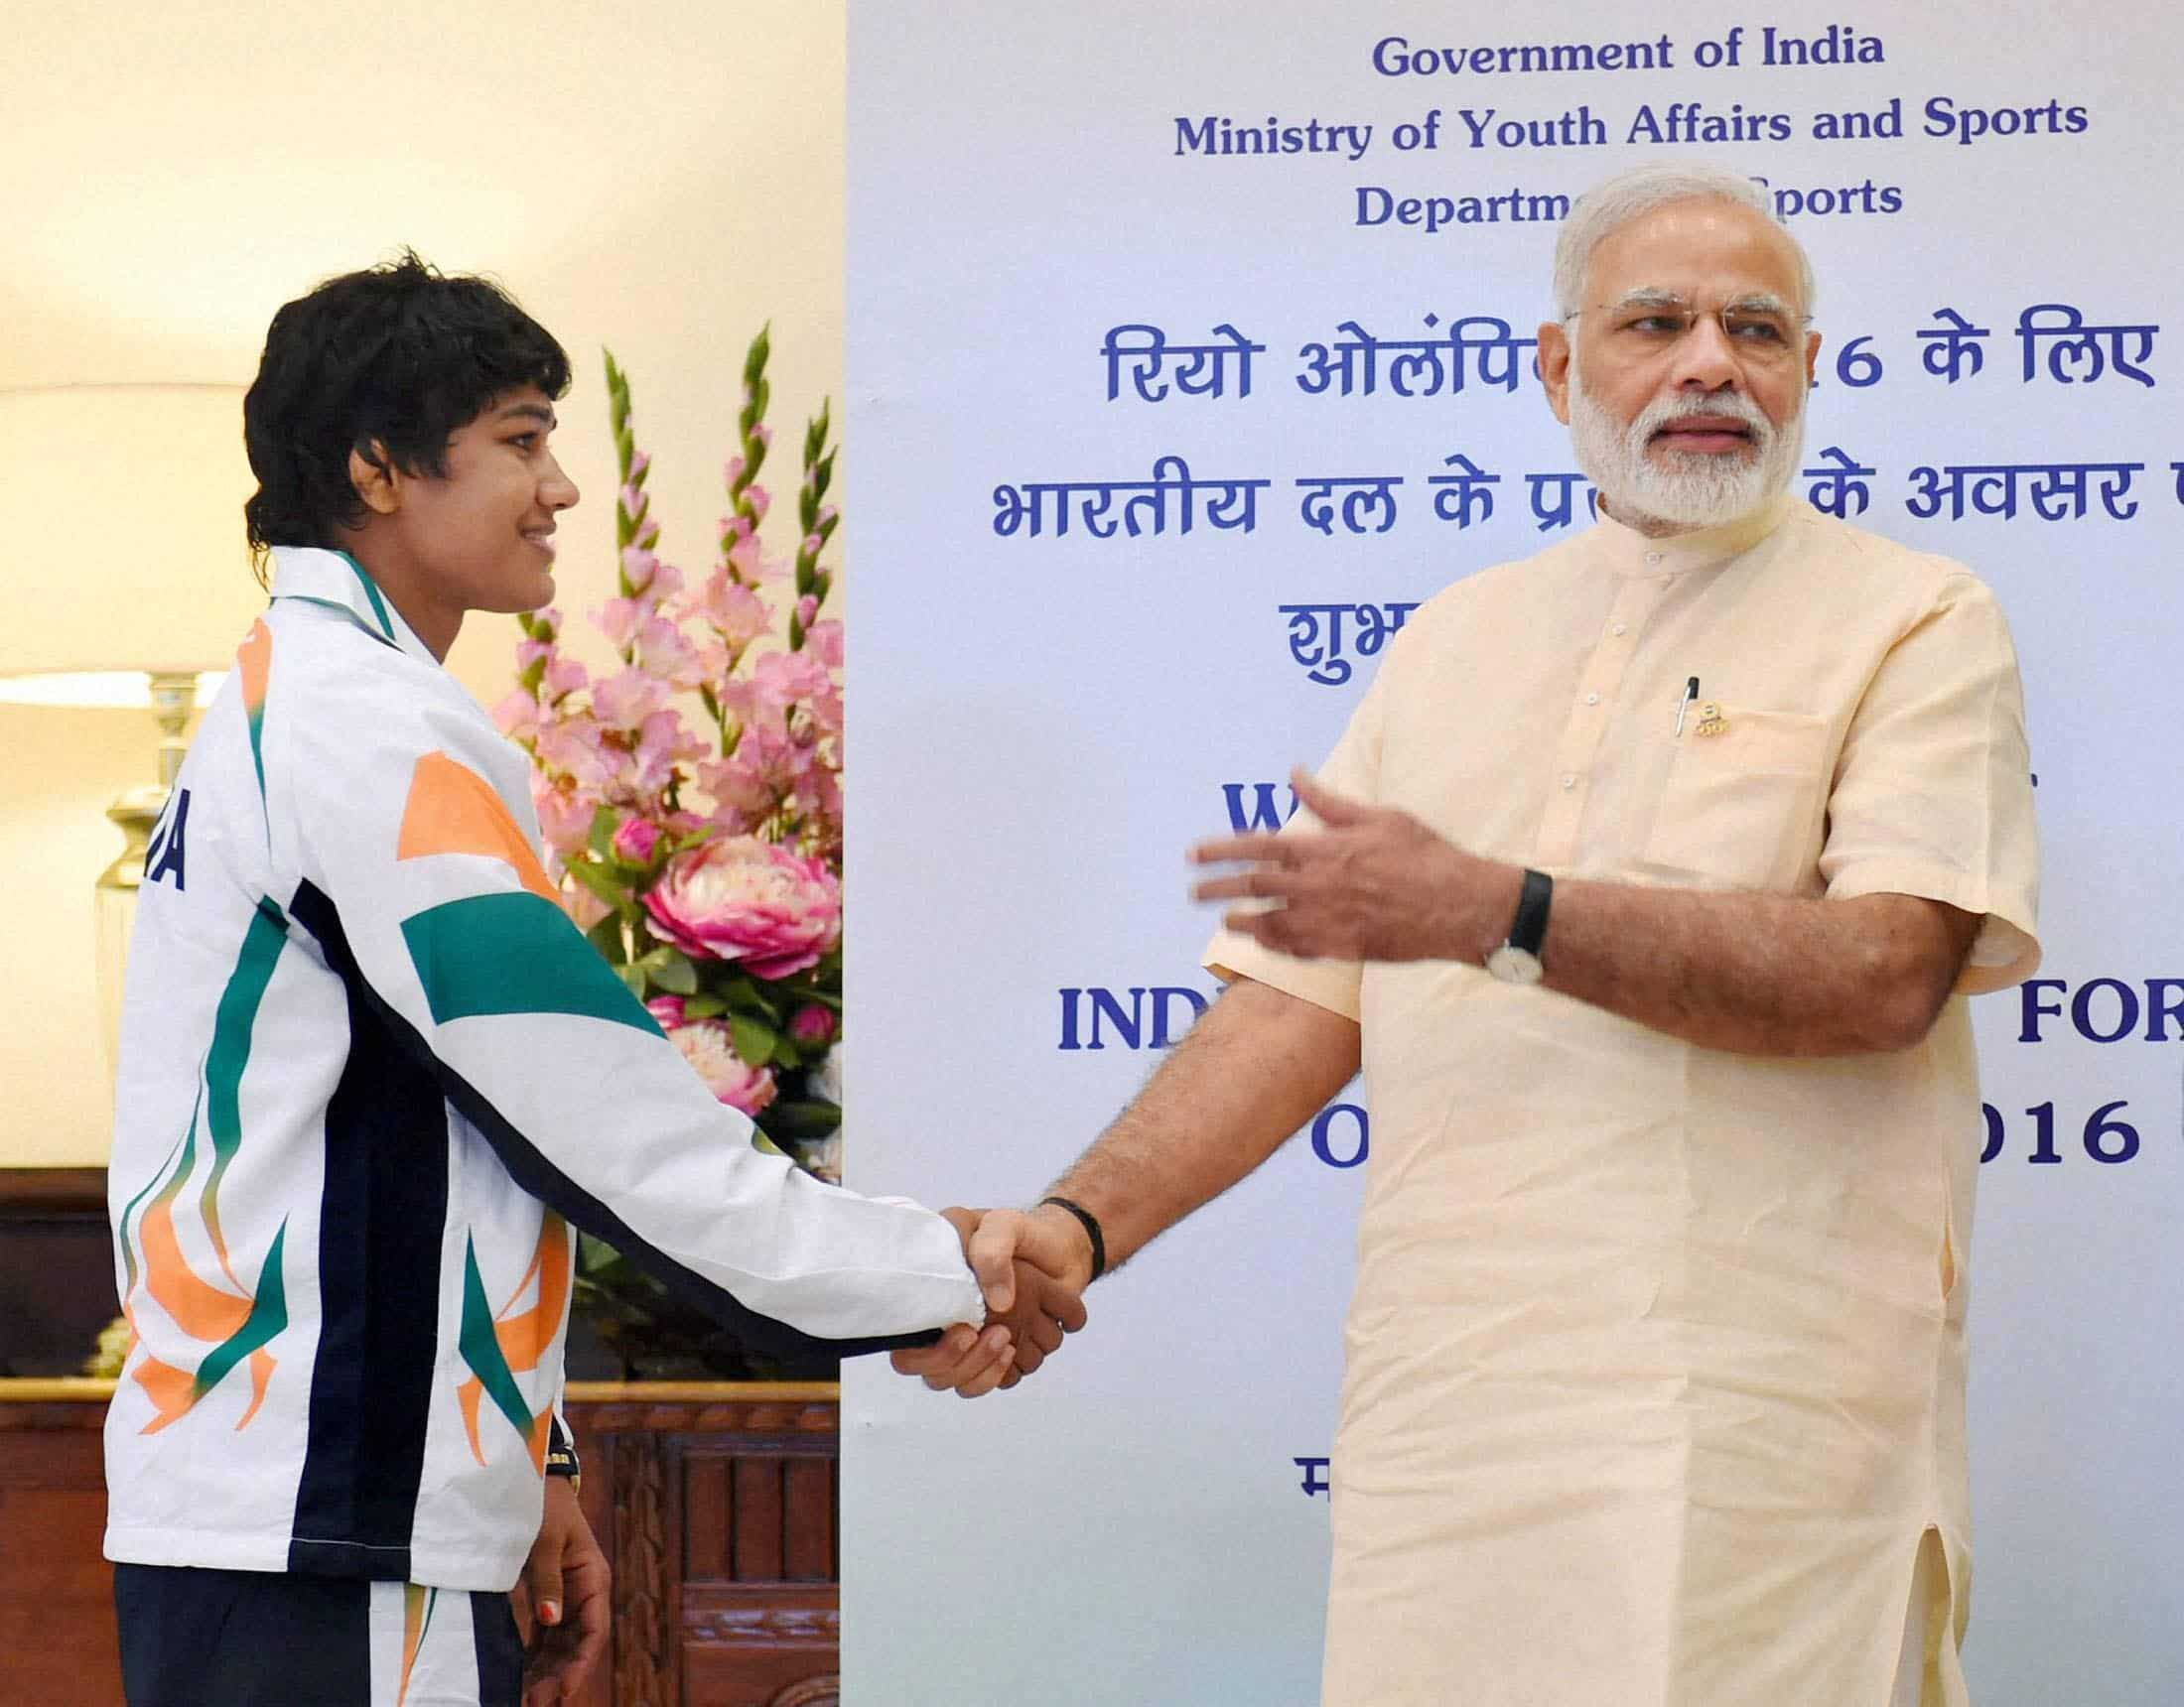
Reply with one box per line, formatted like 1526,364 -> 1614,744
0,383 -> 269,1074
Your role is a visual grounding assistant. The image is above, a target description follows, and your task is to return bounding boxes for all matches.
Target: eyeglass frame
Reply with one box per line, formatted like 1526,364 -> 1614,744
1560,290 -> 1814,356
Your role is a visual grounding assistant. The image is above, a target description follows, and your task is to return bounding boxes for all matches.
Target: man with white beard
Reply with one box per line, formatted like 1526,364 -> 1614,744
906,161 -> 2041,1706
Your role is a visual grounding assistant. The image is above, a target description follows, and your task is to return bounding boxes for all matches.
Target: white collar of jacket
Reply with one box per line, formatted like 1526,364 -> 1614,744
266,546 -> 442,668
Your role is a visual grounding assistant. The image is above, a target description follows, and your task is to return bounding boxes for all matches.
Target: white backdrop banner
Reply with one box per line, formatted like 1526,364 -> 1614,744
842,4 -> 2183,1701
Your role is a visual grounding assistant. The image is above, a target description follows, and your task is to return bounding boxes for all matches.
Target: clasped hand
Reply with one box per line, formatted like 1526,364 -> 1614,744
893,1204 -> 1095,1396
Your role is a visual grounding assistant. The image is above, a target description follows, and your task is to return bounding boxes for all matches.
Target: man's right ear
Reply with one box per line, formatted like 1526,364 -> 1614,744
1535,322 -> 1573,427
346,444 -> 402,517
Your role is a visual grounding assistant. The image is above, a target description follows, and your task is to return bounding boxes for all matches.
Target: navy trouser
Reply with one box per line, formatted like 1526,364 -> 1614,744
115,1564 -> 521,1707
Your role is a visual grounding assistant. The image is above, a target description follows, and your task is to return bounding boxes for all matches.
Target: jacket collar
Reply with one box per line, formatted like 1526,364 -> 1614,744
266,547 -> 441,667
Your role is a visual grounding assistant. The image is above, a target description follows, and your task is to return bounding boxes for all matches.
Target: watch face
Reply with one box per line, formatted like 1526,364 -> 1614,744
1486,944 -> 1545,985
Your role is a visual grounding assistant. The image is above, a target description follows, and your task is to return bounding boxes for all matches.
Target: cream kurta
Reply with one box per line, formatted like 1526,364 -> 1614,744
1207,495 -> 2040,1707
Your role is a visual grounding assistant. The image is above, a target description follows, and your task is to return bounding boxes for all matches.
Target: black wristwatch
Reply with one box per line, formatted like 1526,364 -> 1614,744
1484,868 -> 1553,985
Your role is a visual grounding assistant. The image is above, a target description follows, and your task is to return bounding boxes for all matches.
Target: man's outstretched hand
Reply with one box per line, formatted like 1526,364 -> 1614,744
893,1204 -> 1095,1396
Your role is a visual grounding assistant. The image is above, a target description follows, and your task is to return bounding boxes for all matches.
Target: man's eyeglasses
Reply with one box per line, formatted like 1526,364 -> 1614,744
1564,295 -> 1811,359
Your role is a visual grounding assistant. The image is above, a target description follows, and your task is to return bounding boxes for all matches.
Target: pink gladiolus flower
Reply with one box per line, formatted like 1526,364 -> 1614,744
534,778 -> 601,857
788,1003 -> 836,1046
634,615 -> 709,689
795,595 -> 819,629
689,570 -> 770,649
592,668 -> 671,731
532,607 -> 563,640
801,533 -> 823,559
816,504 -> 838,530
805,621 -> 844,668
493,688 -> 542,742
612,816 -> 663,864
746,484 -> 771,522
643,836 -> 842,979
535,718 -> 612,789
630,451 -> 651,480
596,596 -> 643,652
516,638 -> 553,672
725,456 -> 745,486
696,757 -> 777,832
666,1018 -> 778,1116
644,994 -> 686,1030
628,710 -> 707,795
753,425 -> 773,449
621,546 -> 661,593
542,655 -> 590,700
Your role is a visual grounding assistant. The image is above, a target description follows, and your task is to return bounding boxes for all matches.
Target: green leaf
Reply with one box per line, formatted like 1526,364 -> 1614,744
728,1012 -> 778,1068
615,962 -> 650,998
587,805 -> 618,860
648,949 -> 698,995
745,325 -> 771,386
585,912 -> 626,965
769,1032 -> 801,1069
680,992 -> 729,1019
750,1127 -> 790,1160
758,1098 -> 842,1143
566,856 -> 627,911
724,976 -> 782,1023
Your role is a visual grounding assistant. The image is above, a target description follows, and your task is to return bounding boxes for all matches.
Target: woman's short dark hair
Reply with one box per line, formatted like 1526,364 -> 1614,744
242,250 -> 570,569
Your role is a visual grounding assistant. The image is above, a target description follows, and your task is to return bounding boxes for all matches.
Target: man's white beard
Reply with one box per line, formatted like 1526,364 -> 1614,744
1568,356 -> 1807,531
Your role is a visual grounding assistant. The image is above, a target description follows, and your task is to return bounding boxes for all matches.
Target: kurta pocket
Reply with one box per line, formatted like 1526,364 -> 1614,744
1639,707 -> 1832,891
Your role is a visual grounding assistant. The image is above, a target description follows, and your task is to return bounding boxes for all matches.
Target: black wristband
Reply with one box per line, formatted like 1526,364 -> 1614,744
545,1416 -> 579,1479
1038,1196 -> 1106,1282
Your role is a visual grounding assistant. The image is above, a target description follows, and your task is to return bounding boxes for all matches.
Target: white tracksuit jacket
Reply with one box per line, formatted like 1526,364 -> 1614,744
103,546 -> 981,1589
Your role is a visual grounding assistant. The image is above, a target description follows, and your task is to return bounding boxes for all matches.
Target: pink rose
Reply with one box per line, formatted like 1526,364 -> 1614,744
642,836 -> 842,980
788,1003 -> 836,1046
613,817 -> 663,864
665,1017 -> 777,1116
645,994 -> 687,1030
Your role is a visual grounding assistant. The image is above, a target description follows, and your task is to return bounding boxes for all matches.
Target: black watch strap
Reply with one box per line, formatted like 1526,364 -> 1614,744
1508,868 -> 1554,957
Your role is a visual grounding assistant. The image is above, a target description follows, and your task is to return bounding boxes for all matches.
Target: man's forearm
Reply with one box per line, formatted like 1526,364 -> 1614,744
1194,774 -> 1981,1061
1530,877 -> 1979,1057
1046,976 -> 1360,1275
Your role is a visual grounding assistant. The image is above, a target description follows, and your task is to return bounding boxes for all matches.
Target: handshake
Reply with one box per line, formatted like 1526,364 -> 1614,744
894,1201 -> 1101,1397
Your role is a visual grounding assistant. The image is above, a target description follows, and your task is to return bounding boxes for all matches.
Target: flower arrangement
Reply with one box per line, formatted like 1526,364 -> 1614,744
495,332 -> 846,1376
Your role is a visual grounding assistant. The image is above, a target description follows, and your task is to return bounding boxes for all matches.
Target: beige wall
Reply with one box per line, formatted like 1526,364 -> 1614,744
0,2 -> 845,1164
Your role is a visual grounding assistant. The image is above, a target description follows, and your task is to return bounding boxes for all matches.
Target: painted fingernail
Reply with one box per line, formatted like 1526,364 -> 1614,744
540,1600 -> 560,1625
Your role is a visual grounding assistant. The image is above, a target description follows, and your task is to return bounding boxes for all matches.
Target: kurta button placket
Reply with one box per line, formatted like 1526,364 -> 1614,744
1534,572 -> 1671,867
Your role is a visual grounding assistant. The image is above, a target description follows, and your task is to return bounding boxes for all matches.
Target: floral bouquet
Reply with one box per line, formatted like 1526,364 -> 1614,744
495,332 -> 845,1376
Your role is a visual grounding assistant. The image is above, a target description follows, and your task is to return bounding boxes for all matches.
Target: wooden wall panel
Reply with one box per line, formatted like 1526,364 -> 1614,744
0,1392 -> 125,1705
0,1381 -> 842,1707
